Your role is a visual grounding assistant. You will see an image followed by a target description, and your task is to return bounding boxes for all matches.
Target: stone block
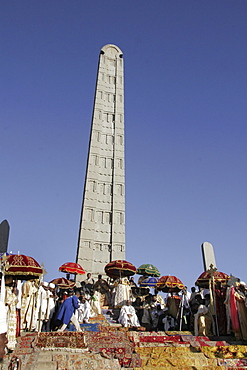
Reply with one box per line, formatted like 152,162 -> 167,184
37,352 -> 53,362
33,361 -> 57,370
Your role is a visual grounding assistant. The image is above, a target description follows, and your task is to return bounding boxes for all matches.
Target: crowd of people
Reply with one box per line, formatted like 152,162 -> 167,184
1,271 -> 247,360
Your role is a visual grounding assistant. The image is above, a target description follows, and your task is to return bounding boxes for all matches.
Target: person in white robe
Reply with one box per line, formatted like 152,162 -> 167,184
21,280 -> 38,331
77,297 -> 91,323
43,283 -> 57,332
0,300 -> 8,361
35,282 -> 50,332
118,300 -> 140,327
90,291 -> 101,316
194,300 -> 213,336
113,277 -> 131,308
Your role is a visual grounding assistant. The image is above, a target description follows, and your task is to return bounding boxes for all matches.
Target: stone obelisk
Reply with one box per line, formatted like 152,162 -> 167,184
76,44 -> 125,280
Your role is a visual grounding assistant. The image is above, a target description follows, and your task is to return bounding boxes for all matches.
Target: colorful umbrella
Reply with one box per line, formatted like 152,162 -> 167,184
139,276 -> 159,288
49,277 -> 75,289
105,260 -> 136,278
195,270 -> 229,288
59,262 -> 86,275
136,264 -> 160,277
156,275 -> 185,292
3,254 -> 43,279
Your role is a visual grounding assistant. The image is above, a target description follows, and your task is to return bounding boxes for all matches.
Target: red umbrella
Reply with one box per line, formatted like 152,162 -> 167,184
105,260 -> 136,279
195,270 -> 229,288
59,262 -> 86,275
156,275 -> 185,292
4,254 -> 43,279
49,277 -> 75,289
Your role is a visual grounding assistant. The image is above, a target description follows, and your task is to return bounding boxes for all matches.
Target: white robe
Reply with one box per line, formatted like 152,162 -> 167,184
90,291 -> 101,315
35,286 -> 50,332
118,304 -> 140,327
113,278 -> 131,308
77,300 -> 91,323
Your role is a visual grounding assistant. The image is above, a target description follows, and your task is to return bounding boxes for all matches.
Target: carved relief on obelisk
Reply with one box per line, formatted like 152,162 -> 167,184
76,44 -> 125,279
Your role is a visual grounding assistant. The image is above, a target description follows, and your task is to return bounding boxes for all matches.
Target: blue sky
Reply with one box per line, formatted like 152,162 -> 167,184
1,1 -> 247,289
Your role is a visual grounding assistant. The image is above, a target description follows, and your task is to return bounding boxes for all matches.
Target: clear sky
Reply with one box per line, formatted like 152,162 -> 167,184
1,1 -> 247,289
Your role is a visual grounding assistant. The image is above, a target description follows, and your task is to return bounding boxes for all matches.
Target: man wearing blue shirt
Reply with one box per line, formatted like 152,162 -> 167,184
57,290 -> 82,331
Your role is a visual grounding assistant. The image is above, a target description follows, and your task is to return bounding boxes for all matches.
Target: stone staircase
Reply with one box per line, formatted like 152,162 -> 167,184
2,314 -> 247,369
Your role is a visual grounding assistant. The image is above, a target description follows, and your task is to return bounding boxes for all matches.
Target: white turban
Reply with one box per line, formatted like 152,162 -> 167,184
43,281 -> 49,287
240,281 -> 246,286
0,301 -> 7,334
49,283 -> 55,289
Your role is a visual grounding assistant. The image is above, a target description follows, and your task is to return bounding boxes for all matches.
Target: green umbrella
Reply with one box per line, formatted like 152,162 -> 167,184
136,264 -> 160,277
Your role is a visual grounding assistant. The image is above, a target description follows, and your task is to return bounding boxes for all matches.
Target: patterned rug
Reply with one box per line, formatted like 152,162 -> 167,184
201,345 -> 247,359
14,333 -> 37,355
1,334 -> 40,370
180,334 -> 228,347
36,332 -> 86,349
67,322 -> 100,332
85,330 -> 141,367
52,352 -> 121,370
135,346 -> 223,369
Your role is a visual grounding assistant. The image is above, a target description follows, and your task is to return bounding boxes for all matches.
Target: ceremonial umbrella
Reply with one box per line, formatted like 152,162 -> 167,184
156,275 -> 185,293
136,264 -> 160,277
195,270 -> 229,288
105,260 -> 136,279
49,277 -> 75,289
59,262 -> 86,275
3,254 -> 43,280
139,276 -> 159,288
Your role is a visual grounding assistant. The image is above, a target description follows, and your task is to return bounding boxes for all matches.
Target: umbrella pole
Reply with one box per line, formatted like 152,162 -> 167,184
178,293 -> 184,331
212,277 -> 219,336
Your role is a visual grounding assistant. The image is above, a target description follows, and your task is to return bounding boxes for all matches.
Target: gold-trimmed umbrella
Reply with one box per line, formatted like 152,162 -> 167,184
59,262 -> 86,275
139,276 -> 159,288
156,275 -> 185,293
137,264 -> 160,277
105,260 -> 136,279
3,254 -> 43,279
49,277 -> 75,289
195,270 -> 229,288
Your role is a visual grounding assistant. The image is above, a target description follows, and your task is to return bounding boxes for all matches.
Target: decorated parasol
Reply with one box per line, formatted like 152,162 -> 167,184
49,277 -> 75,289
59,262 -> 86,276
3,254 -> 43,279
136,264 -> 160,277
139,276 -> 159,288
105,260 -> 136,279
195,270 -> 229,288
156,275 -> 185,292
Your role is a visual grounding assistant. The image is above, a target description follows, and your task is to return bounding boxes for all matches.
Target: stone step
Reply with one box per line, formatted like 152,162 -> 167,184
33,361 -> 57,370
